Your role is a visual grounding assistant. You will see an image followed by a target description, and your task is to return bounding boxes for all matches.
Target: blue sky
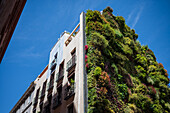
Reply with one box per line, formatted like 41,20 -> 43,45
0,0 -> 170,112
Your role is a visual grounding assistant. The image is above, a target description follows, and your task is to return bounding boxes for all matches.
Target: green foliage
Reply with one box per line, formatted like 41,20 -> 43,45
129,93 -> 153,112
123,37 -> 132,45
118,84 -> 128,99
146,49 -> 156,61
87,48 -> 104,68
124,104 -> 138,113
152,104 -> 163,113
165,103 -> 170,112
148,65 -> 157,73
94,67 -> 102,76
135,54 -> 147,68
115,16 -> 125,31
135,65 -> 146,73
146,76 -> 154,85
135,84 -> 148,94
86,21 -> 104,35
90,32 -> 109,49
103,6 -> 113,13
86,10 -> 103,23
121,43 -> 133,55
86,7 -> 170,113
70,78 -> 75,85
113,29 -> 123,38
103,46 -> 113,58
111,63 -> 118,74
117,74 -> 123,80
88,71 -> 97,88
135,65 -> 147,81
88,87 -> 98,112
102,24 -> 115,39
113,51 -> 129,61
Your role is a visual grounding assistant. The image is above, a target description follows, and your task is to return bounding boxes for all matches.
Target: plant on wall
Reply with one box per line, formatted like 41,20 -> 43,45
86,6 -> 170,113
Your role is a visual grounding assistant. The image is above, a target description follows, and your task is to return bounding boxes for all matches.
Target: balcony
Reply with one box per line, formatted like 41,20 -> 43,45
64,84 -> 75,100
47,80 -> 54,91
52,95 -> 62,109
33,97 -> 38,105
56,69 -> 64,82
66,55 -> 76,71
40,89 -> 46,98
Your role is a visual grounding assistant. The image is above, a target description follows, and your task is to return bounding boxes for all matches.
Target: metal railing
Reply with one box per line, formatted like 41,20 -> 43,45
40,87 -> 46,98
66,55 -> 76,71
64,83 -> 76,100
56,69 -> 64,82
33,96 -> 38,105
47,79 -> 54,91
52,95 -> 62,109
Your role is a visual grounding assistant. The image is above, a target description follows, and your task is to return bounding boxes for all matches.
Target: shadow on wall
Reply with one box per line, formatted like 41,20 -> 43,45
42,81 -> 77,113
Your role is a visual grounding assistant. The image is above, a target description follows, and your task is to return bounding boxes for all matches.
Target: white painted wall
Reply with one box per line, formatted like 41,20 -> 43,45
14,12 -> 87,113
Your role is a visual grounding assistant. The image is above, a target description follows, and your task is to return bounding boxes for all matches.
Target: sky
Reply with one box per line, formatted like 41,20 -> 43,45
0,0 -> 170,112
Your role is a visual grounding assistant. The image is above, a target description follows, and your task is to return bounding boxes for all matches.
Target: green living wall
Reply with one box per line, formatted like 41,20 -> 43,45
85,7 -> 170,113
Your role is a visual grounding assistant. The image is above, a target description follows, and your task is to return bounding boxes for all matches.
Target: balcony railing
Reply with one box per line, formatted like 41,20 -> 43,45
52,95 -> 62,109
56,69 -> 64,82
40,87 -> 46,98
33,97 -> 38,105
66,55 -> 76,71
64,83 -> 75,100
47,80 -> 54,91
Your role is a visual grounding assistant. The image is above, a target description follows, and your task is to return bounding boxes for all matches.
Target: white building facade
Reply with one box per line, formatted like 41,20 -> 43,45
10,12 -> 87,113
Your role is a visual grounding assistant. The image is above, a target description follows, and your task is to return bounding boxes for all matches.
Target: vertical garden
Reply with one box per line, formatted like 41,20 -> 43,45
85,7 -> 170,113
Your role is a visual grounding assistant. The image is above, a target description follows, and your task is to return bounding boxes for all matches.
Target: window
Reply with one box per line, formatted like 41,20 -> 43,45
53,85 -> 62,109
41,80 -> 47,97
71,48 -> 76,56
34,88 -> 40,105
46,95 -> 52,113
67,48 -> 76,71
67,103 -> 73,113
57,86 -> 62,104
48,73 -> 54,90
68,66 -> 75,78
64,67 -> 75,100
32,88 -> 40,112
58,61 -> 64,79
39,81 -> 47,112
54,52 -> 58,59
50,59 -> 56,73
68,73 -> 75,91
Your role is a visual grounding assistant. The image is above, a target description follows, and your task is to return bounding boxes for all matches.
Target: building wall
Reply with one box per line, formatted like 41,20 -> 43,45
23,92 -> 34,113
0,0 -> 27,63
32,66 -> 48,112
32,12 -> 86,113
11,12 -> 86,113
10,82 -> 35,113
52,12 -> 86,113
